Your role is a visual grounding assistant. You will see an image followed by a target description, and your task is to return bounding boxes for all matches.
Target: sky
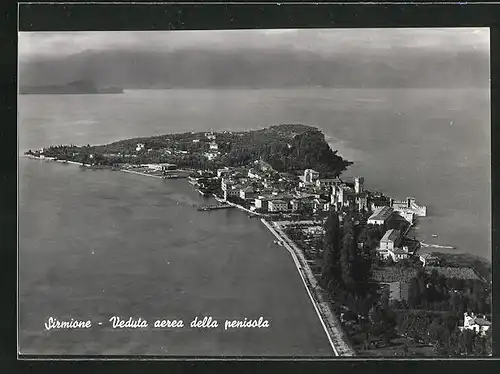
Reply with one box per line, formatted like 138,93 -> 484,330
19,28 -> 490,59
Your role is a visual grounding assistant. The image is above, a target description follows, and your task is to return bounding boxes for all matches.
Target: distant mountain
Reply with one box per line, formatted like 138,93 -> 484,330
18,47 -> 490,89
19,79 -> 124,94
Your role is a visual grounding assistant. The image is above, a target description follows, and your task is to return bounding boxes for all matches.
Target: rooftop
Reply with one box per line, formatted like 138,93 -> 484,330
390,247 -> 408,255
381,229 -> 401,243
472,317 -> 491,326
368,206 -> 394,222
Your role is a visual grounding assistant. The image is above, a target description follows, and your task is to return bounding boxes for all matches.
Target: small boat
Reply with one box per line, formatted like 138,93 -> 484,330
432,234 -> 438,238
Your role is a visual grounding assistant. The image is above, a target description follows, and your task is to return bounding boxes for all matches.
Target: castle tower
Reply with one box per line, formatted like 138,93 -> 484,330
355,177 -> 364,194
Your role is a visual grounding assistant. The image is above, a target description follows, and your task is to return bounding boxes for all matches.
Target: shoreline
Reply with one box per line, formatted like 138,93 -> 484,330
23,155 -> 486,263
23,155 -> 490,355
260,218 -> 355,356
110,164 -> 354,355
23,154 -> 91,167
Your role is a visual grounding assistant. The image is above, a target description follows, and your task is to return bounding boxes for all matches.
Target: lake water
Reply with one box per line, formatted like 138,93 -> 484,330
18,88 -> 490,355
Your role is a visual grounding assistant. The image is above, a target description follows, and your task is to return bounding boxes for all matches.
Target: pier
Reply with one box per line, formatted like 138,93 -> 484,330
195,204 -> 235,211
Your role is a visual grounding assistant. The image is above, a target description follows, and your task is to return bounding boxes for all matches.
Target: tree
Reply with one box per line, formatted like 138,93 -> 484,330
321,211 -> 341,287
340,220 -> 356,291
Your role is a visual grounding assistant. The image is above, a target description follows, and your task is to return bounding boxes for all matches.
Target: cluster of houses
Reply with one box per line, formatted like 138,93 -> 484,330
217,163 -> 427,264
364,196 -> 427,262
217,163 -> 372,215
188,161 -> 430,266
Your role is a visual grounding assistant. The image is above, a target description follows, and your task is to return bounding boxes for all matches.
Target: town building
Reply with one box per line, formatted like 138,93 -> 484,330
370,196 -> 391,211
136,143 -> 145,152
313,198 -> 330,213
217,167 -> 231,178
355,192 -> 368,212
378,229 -> 401,259
221,177 -> 232,192
223,186 -> 240,201
331,184 -> 355,210
254,196 -> 270,211
248,168 -> 264,179
304,169 -> 320,183
387,247 -> 410,262
459,312 -> 491,335
315,178 -> 337,189
367,206 -> 394,225
290,199 -> 300,212
354,176 -> 365,194
268,199 -> 289,212
391,197 -> 427,217
239,187 -> 255,200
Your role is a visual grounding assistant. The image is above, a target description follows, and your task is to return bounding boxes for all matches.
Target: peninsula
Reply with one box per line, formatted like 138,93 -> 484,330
24,124 -> 491,357
19,80 -> 124,95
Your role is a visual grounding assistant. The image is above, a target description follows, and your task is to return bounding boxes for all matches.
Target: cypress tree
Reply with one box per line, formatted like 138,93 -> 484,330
322,210 -> 341,287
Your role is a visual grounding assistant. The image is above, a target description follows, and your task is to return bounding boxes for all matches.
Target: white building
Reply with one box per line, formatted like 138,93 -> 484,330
330,184 -> 356,209
355,193 -> 368,212
378,229 -> 401,259
387,247 -> 410,262
313,198 -> 330,213
254,196 -> 270,211
217,167 -> 231,178
248,168 -> 263,179
136,143 -> 145,152
391,197 -> 427,217
221,177 -> 234,192
239,187 -> 255,200
209,141 -> 219,150
367,206 -> 394,225
459,312 -> 491,335
268,199 -> 288,212
315,178 -> 337,189
145,164 -> 162,171
290,199 -> 300,212
354,176 -> 365,194
304,169 -> 320,184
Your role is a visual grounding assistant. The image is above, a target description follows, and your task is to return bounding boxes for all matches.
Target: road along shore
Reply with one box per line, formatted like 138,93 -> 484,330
260,218 -> 356,356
